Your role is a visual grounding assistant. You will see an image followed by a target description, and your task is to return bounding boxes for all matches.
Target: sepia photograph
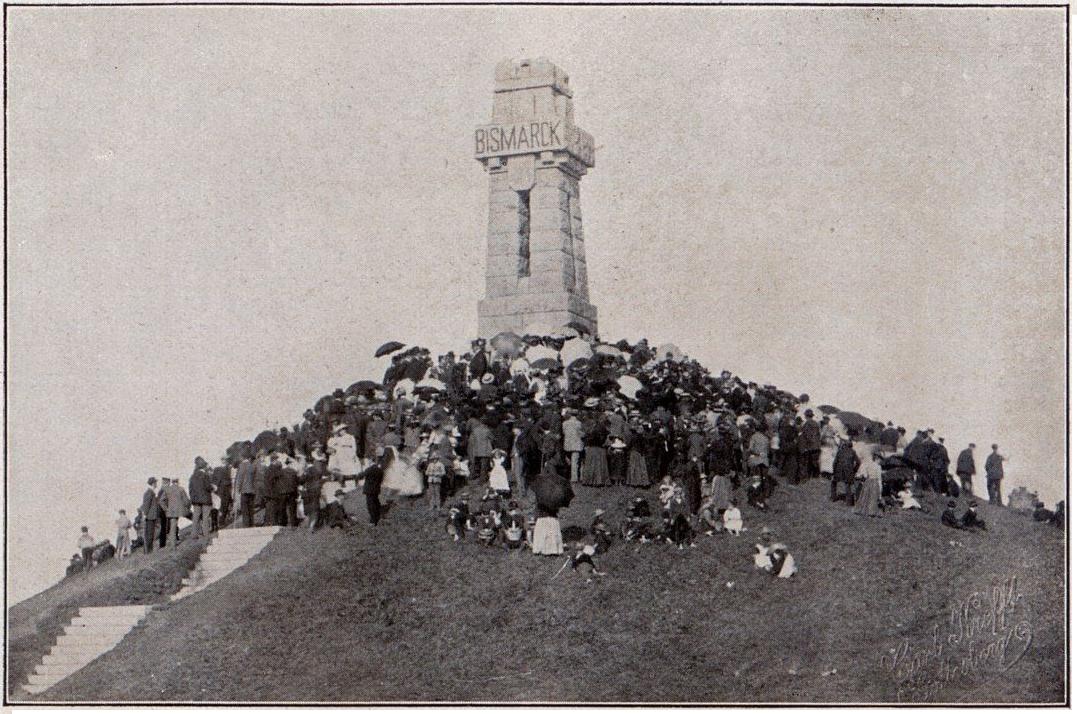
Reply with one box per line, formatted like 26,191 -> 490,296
3,2 -> 1068,705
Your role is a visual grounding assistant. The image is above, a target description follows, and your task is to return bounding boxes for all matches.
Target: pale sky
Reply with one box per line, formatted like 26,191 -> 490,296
6,5 -> 1066,602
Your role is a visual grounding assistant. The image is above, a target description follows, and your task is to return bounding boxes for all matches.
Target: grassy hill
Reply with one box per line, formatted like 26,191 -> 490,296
9,481 -> 1065,703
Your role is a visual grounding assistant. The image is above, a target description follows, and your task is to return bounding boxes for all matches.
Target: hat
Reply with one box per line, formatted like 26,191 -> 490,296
333,422 -> 347,432
584,397 -> 599,408
804,409 -> 814,418
969,443 -> 976,448
991,443 -> 998,449
194,456 -> 207,467
481,373 -> 494,385
147,477 -> 157,485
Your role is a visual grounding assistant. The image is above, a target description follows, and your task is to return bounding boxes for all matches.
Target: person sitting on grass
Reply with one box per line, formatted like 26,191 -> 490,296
896,484 -> 922,510
723,498 -> 744,535
572,543 -> 605,582
747,474 -> 768,511
961,501 -> 987,531
941,500 -> 964,529
446,495 -> 471,542
699,497 -> 721,535
590,509 -> 614,553
77,527 -> 95,573
319,489 -> 354,530
501,502 -> 527,550
477,509 -> 500,546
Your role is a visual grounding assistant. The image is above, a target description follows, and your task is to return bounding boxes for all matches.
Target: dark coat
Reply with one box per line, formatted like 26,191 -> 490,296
188,468 -> 213,506
797,419 -> 822,452
361,464 -> 385,495
956,448 -> 976,475
263,463 -> 282,498
211,466 -> 232,496
235,460 -> 256,495
832,443 -> 861,483
274,465 -> 298,496
140,487 -> 159,520
986,453 -> 1005,480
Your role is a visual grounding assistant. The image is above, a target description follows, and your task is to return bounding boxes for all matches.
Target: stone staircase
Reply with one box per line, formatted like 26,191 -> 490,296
22,605 -> 153,695
20,525 -> 283,697
171,525 -> 282,601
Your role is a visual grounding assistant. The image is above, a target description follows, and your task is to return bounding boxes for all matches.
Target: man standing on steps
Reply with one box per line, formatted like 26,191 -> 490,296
956,443 -> 977,498
140,477 -> 159,554
985,443 -> 1007,506
161,477 -> 190,548
234,449 -> 257,528
361,451 -> 386,526
156,478 -> 169,549
188,457 -> 213,541
276,452 -> 300,527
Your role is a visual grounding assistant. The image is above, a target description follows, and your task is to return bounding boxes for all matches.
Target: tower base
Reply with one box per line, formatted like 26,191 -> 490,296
478,293 -> 597,338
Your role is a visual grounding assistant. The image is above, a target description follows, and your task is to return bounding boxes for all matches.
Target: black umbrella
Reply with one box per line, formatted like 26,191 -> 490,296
375,341 -> 406,358
532,471 -> 574,513
347,380 -> 380,395
251,429 -> 281,454
817,404 -> 841,415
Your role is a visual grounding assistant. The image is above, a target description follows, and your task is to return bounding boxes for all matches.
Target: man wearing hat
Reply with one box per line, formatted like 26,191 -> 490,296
796,409 -> 822,482
139,477 -> 160,554
956,443 -> 977,498
562,409 -> 584,482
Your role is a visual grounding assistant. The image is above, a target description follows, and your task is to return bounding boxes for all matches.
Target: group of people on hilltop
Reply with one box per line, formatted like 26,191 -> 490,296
68,332 -> 1061,580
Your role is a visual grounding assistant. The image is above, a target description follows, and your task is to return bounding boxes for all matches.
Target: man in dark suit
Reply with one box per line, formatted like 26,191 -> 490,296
263,453 -> 283,527
956,443 -> 976,498
140,477 -> 159,554
796,410 -> 822,481
361,455 -> 385,526
211,457 -> 233,531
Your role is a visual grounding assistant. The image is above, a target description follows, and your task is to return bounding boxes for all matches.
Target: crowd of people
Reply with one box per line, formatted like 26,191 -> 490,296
68,330 -> 1063,579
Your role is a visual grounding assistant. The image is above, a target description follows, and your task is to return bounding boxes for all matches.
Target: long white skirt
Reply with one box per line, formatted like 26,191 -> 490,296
531,517 -> 563,555
383,448 -> 424,496
819,445 -> 837,474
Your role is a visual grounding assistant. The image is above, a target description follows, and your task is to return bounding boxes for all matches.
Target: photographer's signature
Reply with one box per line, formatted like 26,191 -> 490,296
879,575 -> 1033,701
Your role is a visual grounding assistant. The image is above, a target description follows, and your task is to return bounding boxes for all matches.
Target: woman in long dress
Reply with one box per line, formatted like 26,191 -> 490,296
381,445 -> 424,497
853,453 -> 883,517
580,418 -> 610,487
625,424 -> 651,487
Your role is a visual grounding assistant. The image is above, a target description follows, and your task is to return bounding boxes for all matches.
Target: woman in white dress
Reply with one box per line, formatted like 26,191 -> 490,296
327,423 -> 362,485
488,449 -> 511,494
381,445 -> 424,497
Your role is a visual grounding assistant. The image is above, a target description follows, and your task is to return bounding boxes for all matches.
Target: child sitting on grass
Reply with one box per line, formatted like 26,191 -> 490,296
723,498 -> 744,535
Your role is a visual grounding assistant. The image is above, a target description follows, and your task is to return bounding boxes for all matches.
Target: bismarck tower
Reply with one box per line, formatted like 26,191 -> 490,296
474,58 -> 598,337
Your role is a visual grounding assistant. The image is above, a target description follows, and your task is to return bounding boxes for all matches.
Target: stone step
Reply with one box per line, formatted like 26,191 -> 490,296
68,615 -> 147,627
78,605 -> 150,615
23,684 -> 53,695
35,663 -> 83,677
64,623 -> 133,635
215,526 -> 282,537
41,652 -> 99,666
27,673 -> 70,686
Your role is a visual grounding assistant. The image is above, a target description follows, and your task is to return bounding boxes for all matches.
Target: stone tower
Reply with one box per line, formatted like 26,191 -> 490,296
474,58 -> 598,338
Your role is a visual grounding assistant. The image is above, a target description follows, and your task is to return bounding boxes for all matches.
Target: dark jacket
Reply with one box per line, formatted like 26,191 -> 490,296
986,453 -> 1005,480
141,487 -> 159,520
956,448 -> 976,475
797,419 -> 822,452
263,463 -> 282,498
832,443 -> 861,482
188,468 -> 213,506
274,465 -> 298,497
879,427 -> 900,449
235,460 -> 256,496
361,464 -> 385,495
211,466 -> 232,496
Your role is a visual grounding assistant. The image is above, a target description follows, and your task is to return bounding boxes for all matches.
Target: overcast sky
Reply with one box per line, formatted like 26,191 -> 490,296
6,5 -> 1065,602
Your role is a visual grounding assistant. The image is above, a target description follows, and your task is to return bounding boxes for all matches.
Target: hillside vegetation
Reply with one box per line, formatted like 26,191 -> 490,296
15,480 -> 1064,704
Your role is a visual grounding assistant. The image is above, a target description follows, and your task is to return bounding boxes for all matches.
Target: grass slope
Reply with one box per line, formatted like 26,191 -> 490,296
6,540 -> 204,698
13,482 -> 1065,703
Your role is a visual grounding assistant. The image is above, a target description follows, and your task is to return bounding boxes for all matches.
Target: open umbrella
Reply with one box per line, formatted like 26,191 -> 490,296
252,429 -> 280,454
416,377 -> 446,392
594,344 -> 624,358
550,325 -> 580,339
532,471 -> 575,513
347,379 -> 380,395
617,375 -> 644,400
817,404 -> 840,415
655,343 -> 685,363
560,338 -> 592,366
491,331 -> 524,358
530,357 -> 560,371
374,341 -> 406,358
525,344 -> 559,364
